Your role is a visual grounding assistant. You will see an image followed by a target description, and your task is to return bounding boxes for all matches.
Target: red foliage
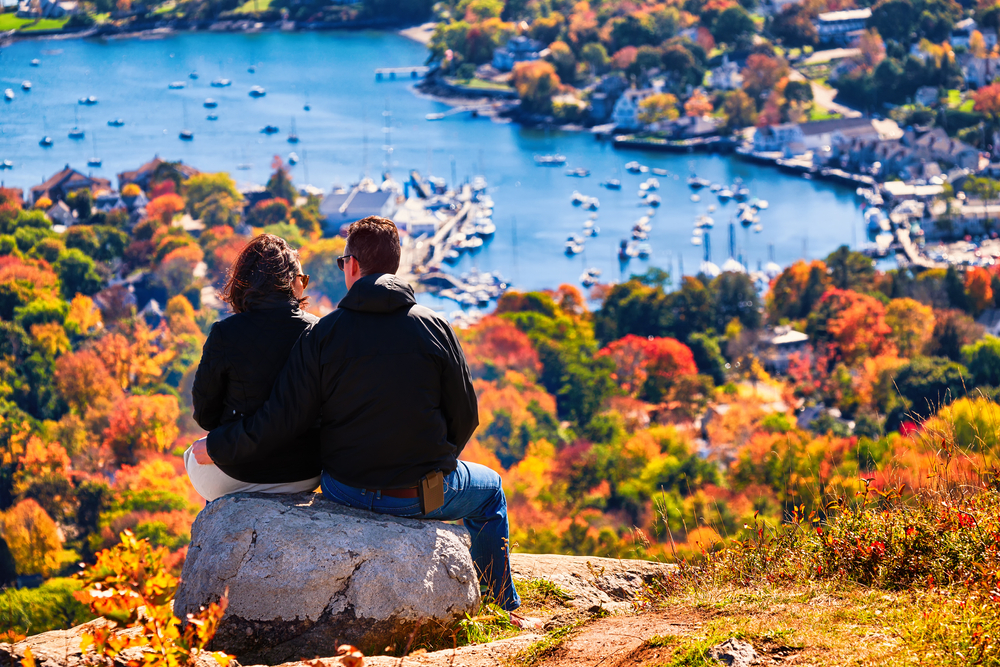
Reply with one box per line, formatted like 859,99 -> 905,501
816,288 -> 895,365
149,180 -> 176,199
462,316 -> 542,379
597,335 -> 697,397
146,194 -> 185,227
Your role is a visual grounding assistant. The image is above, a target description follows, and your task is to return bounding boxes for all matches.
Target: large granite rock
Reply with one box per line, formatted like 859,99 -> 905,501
174,493 -> 480,665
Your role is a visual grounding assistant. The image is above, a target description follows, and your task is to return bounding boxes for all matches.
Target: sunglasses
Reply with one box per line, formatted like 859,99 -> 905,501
337,255 -> 356,271
298,274 -> 310,289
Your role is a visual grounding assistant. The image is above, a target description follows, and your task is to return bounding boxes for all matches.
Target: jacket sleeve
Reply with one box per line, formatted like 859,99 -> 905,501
439,321 -> 479,456
206,325 -> 323,466
191,322 -> 226,431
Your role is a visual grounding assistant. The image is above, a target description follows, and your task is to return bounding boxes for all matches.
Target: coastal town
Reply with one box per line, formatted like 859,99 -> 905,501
7,0 -> 1000,665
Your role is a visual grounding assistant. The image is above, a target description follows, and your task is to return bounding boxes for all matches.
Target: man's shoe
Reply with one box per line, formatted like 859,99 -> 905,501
509,612 -> 544,630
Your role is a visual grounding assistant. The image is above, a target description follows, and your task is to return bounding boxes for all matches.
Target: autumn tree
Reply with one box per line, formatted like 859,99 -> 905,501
742,54 -> 789,105
642,337 -> 699,402
103,395 -> 181,463
638,93 -> 680,125
962,334 -> 1000,386
722,89 -> 757,130
13,437 -> 73,522
965,266 -> 994,315
974,83 -> 1000,129
145,194 -> 185,227
0,499 -> 61,576
55,349 -> 121,413
684,89 -> 714,117
184,172 -> 241,216
885,297 -> 935,358
596,335 -> 653,396
93,320 -> 175,392
856,29 -> 886,70
460,316 -> 542,380
970,29 -> 987,58
930,308 -> 984,361
65,294 -> 103,338
267,156 -> 297,203
247,198 -> 291,228
807,289 -> 895,366
157,244 -> 204,297
711,5 -> 755,46
513,60 -> 562,114
299,237 -> 348,304
546,40 -> 577,82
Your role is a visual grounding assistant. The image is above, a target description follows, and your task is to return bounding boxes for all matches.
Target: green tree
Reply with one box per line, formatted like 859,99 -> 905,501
184,172 -> 242,216
961,334 -> 1000,386
712,6 -> 755,46
825,245 -> 876,292
687,333 -> 727,385
581,42 -> 610,74
711,271 -> 761,331
55,249 -> 103,300
885,356 -> 969,427
266,159 -> 297,203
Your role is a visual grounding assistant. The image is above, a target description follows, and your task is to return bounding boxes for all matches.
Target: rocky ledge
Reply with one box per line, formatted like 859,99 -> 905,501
174,493 -> 480,664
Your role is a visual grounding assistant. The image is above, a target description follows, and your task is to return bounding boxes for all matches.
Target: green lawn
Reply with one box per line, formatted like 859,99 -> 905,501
0,14 -> 33,30
947,89 -> 962,107
20,17 -> 69,30
447,77 -> 513,92
809,106 -> 842,121
234,0 -> 271,13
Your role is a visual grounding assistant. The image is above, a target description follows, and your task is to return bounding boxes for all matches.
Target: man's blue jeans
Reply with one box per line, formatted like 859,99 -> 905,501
320,461 -> 521,611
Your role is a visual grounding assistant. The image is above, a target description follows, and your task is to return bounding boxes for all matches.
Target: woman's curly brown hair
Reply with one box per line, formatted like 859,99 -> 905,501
220,233 -> 305,313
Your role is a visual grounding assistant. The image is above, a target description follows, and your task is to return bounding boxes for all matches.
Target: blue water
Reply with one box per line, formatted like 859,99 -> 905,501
0,31 -> 865,305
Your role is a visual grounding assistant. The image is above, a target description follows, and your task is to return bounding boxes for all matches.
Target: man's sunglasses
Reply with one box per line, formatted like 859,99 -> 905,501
337,255 -> 356,271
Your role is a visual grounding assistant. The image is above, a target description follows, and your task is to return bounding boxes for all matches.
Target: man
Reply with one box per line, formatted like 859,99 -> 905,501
194,216 -> 526,618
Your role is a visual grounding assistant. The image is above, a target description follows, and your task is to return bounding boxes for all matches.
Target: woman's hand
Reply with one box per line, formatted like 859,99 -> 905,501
192,437 -> 214,465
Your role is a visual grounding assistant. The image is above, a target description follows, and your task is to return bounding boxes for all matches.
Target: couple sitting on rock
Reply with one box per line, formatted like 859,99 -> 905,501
185,217 -> 533,625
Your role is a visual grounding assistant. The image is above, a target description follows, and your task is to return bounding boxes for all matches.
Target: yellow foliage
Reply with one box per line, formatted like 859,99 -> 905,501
30,322 -> 70,358
65,294 -> 103,337
34,197 -> 52,210
0,499 -> 61,577
121,183 -> 142,197
165,295 -> 202,337
637,93 -> 679,125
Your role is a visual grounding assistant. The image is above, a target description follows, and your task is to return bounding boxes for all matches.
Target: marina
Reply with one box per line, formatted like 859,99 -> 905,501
0,30 -> 869,311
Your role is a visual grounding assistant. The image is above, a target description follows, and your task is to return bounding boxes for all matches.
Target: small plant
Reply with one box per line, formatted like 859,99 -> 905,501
73,529 -> 233,666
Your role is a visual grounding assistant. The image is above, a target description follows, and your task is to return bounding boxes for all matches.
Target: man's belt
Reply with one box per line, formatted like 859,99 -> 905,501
378,487 -> 419,499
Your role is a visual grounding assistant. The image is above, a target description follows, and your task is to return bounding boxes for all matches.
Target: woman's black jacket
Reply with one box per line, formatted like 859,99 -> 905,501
191,293 -> 321,483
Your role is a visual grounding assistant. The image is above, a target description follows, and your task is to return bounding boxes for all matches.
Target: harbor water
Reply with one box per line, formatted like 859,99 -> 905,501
1,30 -> 866,306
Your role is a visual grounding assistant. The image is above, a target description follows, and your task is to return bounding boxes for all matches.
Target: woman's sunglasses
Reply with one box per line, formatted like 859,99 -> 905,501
298,274 -> 310,289
336,255 -> 356,271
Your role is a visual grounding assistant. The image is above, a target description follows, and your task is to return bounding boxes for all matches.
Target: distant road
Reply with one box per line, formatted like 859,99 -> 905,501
790,68 -> 862,118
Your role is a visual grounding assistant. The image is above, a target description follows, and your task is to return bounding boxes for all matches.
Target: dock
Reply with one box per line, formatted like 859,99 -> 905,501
375,66 -> 429,80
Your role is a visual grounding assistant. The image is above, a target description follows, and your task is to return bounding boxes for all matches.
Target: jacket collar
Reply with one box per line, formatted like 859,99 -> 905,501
245,292 -> 301,311
338,274 -> 415,314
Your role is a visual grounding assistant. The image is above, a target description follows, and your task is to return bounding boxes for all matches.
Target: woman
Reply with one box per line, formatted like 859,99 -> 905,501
185,233 -> 321,501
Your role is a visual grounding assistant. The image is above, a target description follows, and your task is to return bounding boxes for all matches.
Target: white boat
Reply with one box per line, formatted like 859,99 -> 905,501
249,86 -> 267,98
580,267 -> 601,287
585,225 -> 600,237
752,223 -> 763,233
39,136 -> 53,147
211,78 -> 232,87
79,96 -> 97,105
0,160 -> 13,170
602,179 -> 621,190
168,81 -> 186,89
717,188 -> 733,201
204,98 -> 218,108
443,248 -> 461,263
756,199 -> 769,210
585,197 -> 599,211
207,114 -> 219,121
3,89 -> 13,101
534,154 -> 566,166
108,118 -> 125,127
179,129 -> 194,140
30,59 -> 40,67
190,71 -> 199,79
461,235 -> 484,250
287,152 -> 299,165
652,168 -> 669,176
69,127 -> 84,139
475,221 -> 496,237
625,161 -> 642,173
690,194 -> 700,202
237,162 -> 252,170
637,243 -> 651,259
687,175 -> 710,189
645,178 -> 660,190
87,156 -> 102,167
571,191 -> 585,205
566,167 -> 590,177
646,194 -> 661,207
618,239 -> 639,260
21,81 -> 31,91
690,235 -> 703,246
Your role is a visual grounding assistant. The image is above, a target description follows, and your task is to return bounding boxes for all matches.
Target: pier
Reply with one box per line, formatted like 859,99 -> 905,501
375,66 -> 429,80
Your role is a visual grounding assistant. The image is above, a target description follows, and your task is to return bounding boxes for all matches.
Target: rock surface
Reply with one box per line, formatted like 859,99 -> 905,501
707,638 -> 759,667
510,553 -> 677,613
174,493 -> 480,665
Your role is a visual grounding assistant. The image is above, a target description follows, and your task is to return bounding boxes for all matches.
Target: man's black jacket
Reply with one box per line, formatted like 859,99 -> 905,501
192,293 -> 321,484
206,274 -> 479,489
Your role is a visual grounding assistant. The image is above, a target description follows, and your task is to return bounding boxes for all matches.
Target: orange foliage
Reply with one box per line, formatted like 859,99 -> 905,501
974,82 -> 1000,116
0,256 -> 60,295
55,350 -> 122,413
103,395 -> 181,463
817,289 -> 895,365
92,320 -> 175,391
460,316 -> 542,379
611,46 -> 638,70
597,335 -> 697,397
965,266 -> 994,315
145,194 -> 185,226
684,89 -> 714,117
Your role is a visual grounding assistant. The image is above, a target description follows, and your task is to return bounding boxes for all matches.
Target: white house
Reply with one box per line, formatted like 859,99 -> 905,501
611,82 -> 665,130
754,117 -> 902,155
951,18 -> 997,50
319,179 -> 400,234
813,8 -> 871,45
708,54 -> 743,91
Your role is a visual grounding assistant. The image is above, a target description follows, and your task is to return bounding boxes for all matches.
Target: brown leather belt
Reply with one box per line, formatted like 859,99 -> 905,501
378,487 -> 419,499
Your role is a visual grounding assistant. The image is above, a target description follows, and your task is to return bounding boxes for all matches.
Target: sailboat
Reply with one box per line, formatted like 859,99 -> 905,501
39,115 -> 53,147
179,102 -> 193,141
69,108 -> 84,139
303,92 -> 311,111
87,133 -> 101,167
287,117 -> 299,144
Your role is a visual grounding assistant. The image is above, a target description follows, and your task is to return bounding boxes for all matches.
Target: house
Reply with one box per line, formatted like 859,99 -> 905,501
46,200 -> 75,226
391,198 -> 441,236
960,54 -> 999,87
30,165 -> 111,205
94,192 -> 127,213
588,74 -> 628,122
914,86 -> 939,107
909,127 -> 981,170
19,0 -> 76,17
813,8 -> 871,45
708,54 -> 743,91
655,114 -> 720,137
611,82 -> 666,130
491,36 -> 545,72
752,123 -> 804,152
951,18 -> 998,50
319,179 -> 401,234
117,156 -> 200,192
760,327 -> 809,374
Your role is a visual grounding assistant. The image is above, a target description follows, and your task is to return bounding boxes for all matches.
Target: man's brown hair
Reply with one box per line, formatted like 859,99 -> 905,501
346,216 -> 401,276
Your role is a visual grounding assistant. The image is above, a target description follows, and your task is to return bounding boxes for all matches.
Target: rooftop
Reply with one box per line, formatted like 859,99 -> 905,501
817,8 -> 872,21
